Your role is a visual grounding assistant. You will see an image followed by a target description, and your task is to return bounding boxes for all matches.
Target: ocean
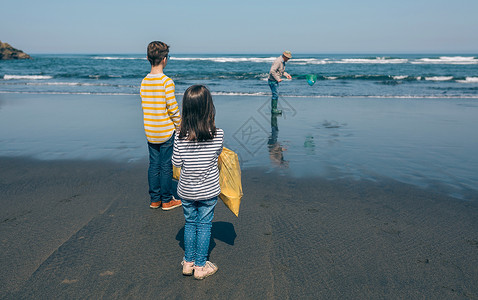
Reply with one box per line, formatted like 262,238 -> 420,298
1,53 -> 478,98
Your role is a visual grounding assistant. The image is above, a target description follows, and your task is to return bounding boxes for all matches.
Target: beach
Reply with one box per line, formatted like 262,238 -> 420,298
1,93 -> 478,299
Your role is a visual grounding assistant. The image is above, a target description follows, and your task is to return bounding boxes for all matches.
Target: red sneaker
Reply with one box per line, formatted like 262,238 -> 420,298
161,198 -> 182,211
149,201 -> 161,209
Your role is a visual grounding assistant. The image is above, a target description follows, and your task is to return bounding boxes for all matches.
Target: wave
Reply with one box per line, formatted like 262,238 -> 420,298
290,57 -> 409,65
92,56 -> 145,60
291,58 -> 330,65
23,82 -> 136,87
193,55 -> 476,65
412,56 -> 478,65
87,55 -> 478,65
336,57 -> 409,64
4,73 -> 472,84
0,81 -> 137,88
211,91 -> 268,96
169,56 -> 411,64
89,75 -> 124,79
392,75 -> 409,80
0,91 -> 135,95
318,75 -> 421,81
26,82 -> 104,86
292,56 -> 477,65
211,93 -> 478,99
171,56 -> 277,63
290,56 -> 477,65
456,77 -> 478,83
3,75 -> 53,80
425,76 -> 454,81
2,90 -> 478,99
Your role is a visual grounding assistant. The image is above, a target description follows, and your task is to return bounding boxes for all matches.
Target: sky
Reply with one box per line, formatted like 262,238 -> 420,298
1,0 -> 477,54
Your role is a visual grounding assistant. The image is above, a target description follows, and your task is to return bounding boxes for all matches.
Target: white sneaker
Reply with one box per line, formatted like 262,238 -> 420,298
181,260 -> 194,276
193,261 -> 218,280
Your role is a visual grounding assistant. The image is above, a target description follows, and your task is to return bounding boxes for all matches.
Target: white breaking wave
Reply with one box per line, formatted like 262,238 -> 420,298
25,82 -> 115,87
337,57 -> 408,64
456,77 -> 478,83
92,56 -> 145,60
393,76 -> 408,80
0,91 -> 134,95
412,56 -> 478,65
2,90 -> 478,99
290,58 -> 329,65
89,55 -> 478,65
172,57 -> 277,63
211,91 -> 268,96
4,75 -> 53,80
425,76 -> 454,81
291,57 -> 408,64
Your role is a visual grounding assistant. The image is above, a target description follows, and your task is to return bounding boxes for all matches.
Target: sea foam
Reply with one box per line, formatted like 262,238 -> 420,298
172,57 -> 276,63
92,56 -> 145,60
392,76 -> 409,80
412,56 -> 478,64
337,57 -> 408,64
4,75 -> 53,80
456,77 -> 478,83
425,76 -> 454,81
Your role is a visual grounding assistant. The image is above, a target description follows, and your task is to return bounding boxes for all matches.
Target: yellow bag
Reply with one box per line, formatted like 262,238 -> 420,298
217,147 -> 243,217
172,147 -> 243,217
173,164 -> 181,181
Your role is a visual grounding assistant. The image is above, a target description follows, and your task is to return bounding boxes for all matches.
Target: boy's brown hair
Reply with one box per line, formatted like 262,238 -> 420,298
147,41 -> 169,66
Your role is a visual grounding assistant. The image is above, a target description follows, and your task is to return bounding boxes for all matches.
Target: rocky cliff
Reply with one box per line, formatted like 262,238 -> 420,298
0,41 -> 31,60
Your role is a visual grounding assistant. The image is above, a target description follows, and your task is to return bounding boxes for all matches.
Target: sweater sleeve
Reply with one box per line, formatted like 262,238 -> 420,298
172,133 -> 182,168
165,79 -> 181,130
269,58 -> 282,82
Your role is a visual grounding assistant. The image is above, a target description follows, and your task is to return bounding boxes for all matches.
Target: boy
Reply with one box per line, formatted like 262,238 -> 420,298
140,41 -> 182,210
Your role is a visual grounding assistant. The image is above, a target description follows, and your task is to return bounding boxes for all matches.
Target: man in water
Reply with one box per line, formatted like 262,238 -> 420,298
268,51 -> 292,114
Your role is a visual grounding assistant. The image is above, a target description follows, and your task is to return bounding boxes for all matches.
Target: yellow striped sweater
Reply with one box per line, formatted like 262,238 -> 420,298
140,73 -> 181,143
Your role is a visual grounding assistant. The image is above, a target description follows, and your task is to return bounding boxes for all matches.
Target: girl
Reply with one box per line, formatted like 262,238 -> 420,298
172,85 -> 224,280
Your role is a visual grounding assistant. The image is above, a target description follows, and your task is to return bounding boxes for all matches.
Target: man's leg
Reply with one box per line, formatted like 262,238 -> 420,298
268,80 -> 282,114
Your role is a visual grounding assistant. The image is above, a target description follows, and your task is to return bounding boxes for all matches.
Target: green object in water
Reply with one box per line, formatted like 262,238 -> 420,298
306,74 -> 317,86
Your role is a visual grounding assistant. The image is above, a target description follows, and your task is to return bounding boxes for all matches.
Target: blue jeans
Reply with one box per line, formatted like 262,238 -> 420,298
268,80 -> 279,100
182,197 -> 217,267
147,135 -> 174,204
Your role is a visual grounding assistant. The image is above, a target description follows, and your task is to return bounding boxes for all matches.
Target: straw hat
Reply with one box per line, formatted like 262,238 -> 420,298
283,51 -> 292,59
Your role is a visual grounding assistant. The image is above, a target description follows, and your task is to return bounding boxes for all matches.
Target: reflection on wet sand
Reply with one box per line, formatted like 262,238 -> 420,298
268,114 -> 288,168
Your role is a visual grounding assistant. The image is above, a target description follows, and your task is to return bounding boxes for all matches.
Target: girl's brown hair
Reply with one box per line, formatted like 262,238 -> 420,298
179,85 -> 216,141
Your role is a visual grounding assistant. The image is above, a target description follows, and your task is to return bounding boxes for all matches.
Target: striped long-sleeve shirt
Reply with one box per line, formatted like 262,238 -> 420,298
172,129 -> 224,201
140,73 -> 181,143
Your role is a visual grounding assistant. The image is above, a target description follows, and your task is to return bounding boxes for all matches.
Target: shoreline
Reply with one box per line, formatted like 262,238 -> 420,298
1,93 -> 477,201
3,90 -> 478,99
1,156 -> 477,298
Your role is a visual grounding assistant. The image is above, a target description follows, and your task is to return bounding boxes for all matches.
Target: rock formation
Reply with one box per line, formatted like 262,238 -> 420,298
0,41 -> 31,60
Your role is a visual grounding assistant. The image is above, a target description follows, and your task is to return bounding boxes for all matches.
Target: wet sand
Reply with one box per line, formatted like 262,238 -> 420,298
1,93 -> 478,298
1,157 -> 477,299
